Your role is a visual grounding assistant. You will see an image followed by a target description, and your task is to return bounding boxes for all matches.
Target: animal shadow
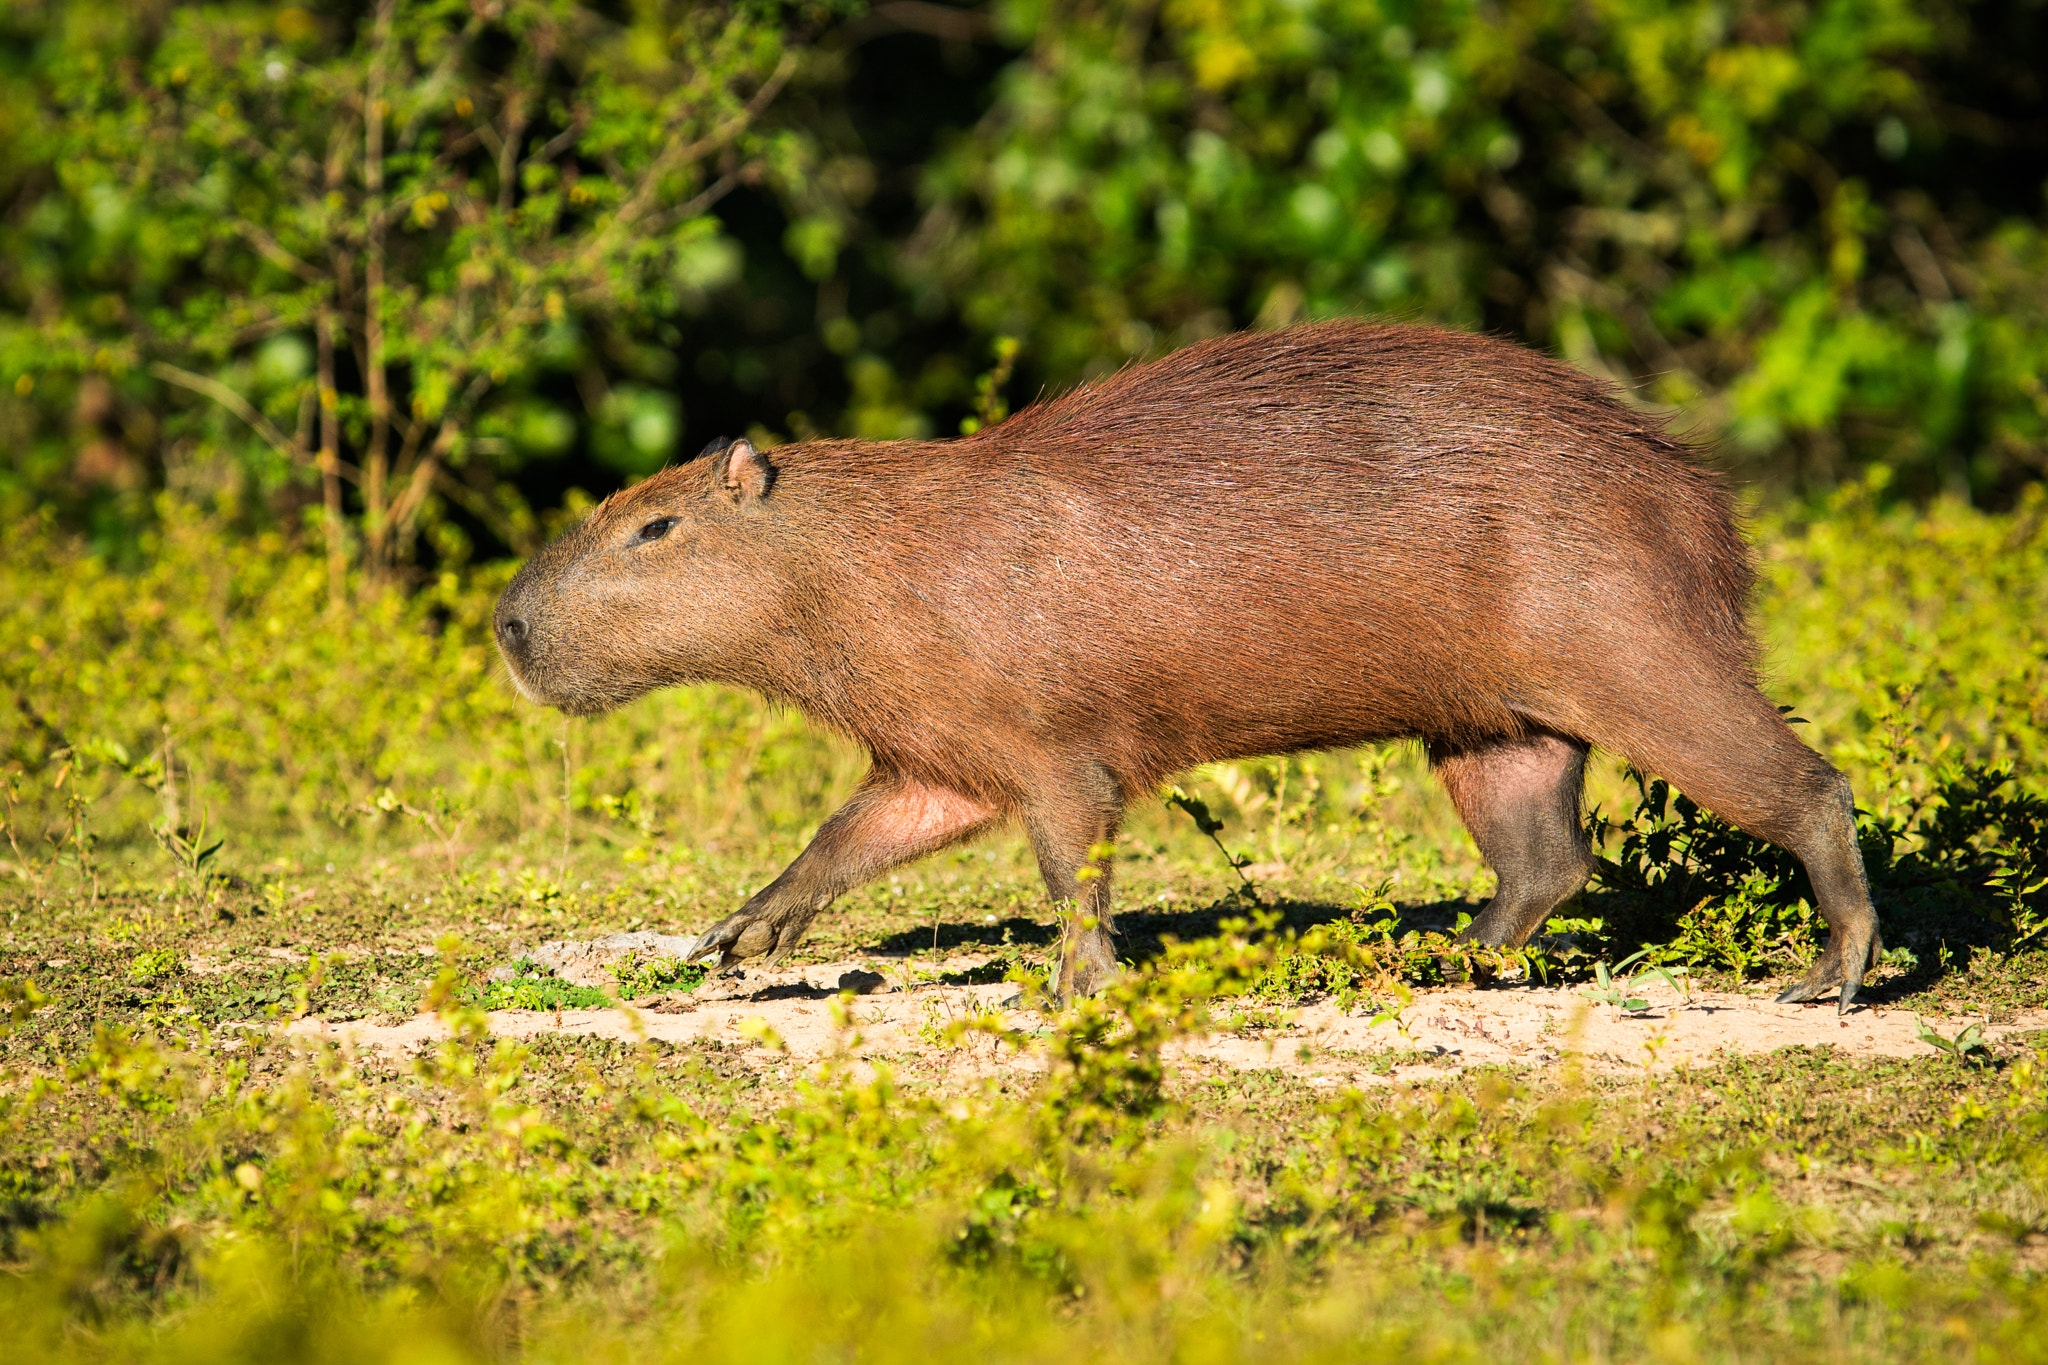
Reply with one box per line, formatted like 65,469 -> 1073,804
864,894 -> 1482,967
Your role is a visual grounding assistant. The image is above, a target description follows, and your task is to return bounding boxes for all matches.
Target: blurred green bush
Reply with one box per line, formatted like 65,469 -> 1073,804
0,0 -> 840,567
0,497 -> 862,856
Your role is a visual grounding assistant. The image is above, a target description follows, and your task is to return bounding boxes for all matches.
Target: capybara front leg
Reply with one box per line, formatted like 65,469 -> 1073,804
681,774 -> 997,970
1027,764 -> 1125,1003
1432,731 -> 1596,949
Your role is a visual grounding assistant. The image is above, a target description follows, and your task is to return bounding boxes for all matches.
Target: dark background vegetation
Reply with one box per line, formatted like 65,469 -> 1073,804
3,0 -> 2045,576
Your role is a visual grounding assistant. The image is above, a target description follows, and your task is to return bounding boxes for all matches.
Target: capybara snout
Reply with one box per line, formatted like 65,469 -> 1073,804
496,320 -> 1882,1014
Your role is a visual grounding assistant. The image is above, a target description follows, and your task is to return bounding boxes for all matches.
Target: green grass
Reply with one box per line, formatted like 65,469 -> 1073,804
1,915 -> 2045,1364
2,479 -> 2047,1361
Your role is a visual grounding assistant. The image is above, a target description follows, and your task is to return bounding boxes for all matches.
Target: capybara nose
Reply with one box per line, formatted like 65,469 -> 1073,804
497,614 -> 529,651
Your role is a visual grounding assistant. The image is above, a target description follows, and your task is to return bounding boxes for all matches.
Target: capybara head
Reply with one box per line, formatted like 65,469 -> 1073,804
493,437 -> 781,715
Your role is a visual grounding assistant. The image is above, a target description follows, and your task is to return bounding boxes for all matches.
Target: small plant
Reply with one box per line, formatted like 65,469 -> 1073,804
1205,755 -> 1328,871
917,993 -> 956,1048
1915,1017 -> 1991,1064
219,974 -> 298,1017
609,951 -> 706,1000
127,949 -> 178,982
154,809 -> 225,886
1366,980 -> 1418,1042
1584,950 -> 1692,1016
458,956 -> 607,1012
958,335 -> 1021,434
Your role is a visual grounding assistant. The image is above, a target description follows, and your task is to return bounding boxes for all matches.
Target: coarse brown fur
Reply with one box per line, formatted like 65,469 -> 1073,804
495,320 -> 1881,1011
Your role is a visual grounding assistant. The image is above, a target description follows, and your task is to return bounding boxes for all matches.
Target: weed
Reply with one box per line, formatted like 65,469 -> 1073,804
125,949 -> 176,982
1914,1017 -> 1991,1064
1365,980 -> 1418,1042
469,960 -> 613,1012
1584,949 -> 1691,1016
609,952 -> 705,1000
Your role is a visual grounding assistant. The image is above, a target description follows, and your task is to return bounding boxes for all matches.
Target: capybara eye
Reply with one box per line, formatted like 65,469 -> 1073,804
634,517 -> 676,543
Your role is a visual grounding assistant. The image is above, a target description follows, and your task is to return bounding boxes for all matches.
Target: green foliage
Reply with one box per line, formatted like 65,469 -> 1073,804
1162,785 -> 1256,893
1584,949 -> 1693,1015
0,499 -> 857,859
911,0 -> 2048,500
468,959 -> 613,1012
1913,1015 -> 1989,1063
608,951 -> 706,1000
1759,479 -> 2048,793
1593,767 -> 1822,975
1589,750 -> 2048,981
0,0 -> 839,563
7,0 -> 2045,556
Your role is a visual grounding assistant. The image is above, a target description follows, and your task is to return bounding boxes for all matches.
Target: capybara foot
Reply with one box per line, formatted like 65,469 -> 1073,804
1055,929 -> 1121,1004
1774,924 -> 1883,1013
680,907 -> 811,970
1055,957 -> 1120,1005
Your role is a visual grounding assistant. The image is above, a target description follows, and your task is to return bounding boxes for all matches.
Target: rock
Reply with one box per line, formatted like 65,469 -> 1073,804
837,969 -> 888,995
524,931 -> 703,988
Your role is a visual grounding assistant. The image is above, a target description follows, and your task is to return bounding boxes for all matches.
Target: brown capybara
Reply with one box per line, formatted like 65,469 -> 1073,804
494,320 -> 1881,1011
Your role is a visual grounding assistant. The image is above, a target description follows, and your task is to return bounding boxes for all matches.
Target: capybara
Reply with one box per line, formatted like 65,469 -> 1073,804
494,321 -> 1881,1011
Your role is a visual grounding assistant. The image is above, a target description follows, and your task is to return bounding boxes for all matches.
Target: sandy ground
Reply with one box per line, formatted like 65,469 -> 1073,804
282,954 -> 2048,1088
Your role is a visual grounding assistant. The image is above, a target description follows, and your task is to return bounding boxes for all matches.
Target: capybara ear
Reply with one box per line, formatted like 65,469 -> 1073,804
697,435 -> 732,460
723,438 -> 774,503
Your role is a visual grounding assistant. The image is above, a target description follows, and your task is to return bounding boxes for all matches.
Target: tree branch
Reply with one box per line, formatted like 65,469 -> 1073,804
230,221 -> 324,282
432,467 -> 531,555
362,0 -> 398,561
147,361 -> 307,467
605,50 -> 798,241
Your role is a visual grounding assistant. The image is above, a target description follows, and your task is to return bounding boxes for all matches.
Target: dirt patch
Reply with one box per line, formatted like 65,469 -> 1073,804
284,955 -> 2048,1086
509,930 -> 705,987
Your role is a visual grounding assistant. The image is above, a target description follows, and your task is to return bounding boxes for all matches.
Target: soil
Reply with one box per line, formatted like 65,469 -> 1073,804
287,951 -> 2048,1088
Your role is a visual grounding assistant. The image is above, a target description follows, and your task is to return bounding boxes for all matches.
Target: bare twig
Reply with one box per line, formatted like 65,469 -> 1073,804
230,220 -> 324,282
599,50 -> 797,249
147,361 -> 306,467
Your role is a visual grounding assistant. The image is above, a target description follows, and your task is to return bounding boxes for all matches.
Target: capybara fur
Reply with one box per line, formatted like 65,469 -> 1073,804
495,320 -> 1881,1010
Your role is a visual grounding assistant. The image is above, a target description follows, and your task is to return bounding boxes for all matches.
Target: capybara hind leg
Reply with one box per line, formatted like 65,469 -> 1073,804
1764,770 -> 1881,1008
1611,687 -> 1880,1012
1027,763 -> 1125,1002
682,773 -> 998,969
1431,732 -> 1595,949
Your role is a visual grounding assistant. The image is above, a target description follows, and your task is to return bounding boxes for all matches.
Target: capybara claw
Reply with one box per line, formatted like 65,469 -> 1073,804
676,923 -> 737,967
1055,957 -> 1120,1006
1774,980 -> 1819,1005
